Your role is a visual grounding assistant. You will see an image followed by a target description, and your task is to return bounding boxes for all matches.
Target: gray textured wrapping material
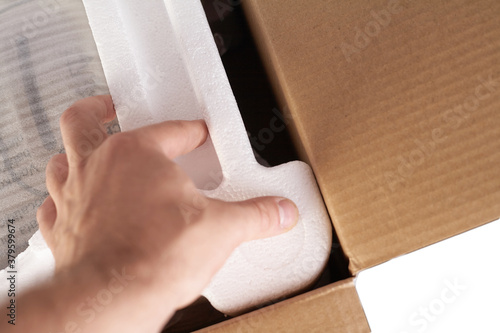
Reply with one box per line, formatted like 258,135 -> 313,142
0,0 -> 331,315
0,0 -> 113,265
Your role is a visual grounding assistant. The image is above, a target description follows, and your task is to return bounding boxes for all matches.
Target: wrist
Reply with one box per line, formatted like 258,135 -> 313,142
71,260 -> 179,331
15,260 -> 178,333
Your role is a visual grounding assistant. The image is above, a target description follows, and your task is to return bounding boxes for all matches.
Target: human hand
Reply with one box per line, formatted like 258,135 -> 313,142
35,95 -> 299,331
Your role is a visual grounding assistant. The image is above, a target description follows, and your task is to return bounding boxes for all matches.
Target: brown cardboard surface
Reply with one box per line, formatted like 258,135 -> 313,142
243,0 -> 500,274
198,277 -> 369,333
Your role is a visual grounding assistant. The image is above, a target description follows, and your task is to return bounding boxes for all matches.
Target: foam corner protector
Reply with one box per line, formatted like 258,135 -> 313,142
0,0 -> 332,315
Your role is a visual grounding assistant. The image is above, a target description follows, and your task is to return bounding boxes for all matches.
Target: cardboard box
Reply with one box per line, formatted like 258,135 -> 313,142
4,0 -> 497,331
198,278 -> 370,333
242,0 -> 500,274
201,0 -> 500,331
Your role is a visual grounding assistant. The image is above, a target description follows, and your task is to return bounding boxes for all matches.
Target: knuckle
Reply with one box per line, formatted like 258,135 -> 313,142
250,199 -> 276,232
170,120 -> 187,129
60,105 -> 83,128
103,132 -> 139,153
36,199 -> 50,223
47,154 -> 67,170
170,120 -> 193,138
35,206 -> 43,222
46,154 -> 69,183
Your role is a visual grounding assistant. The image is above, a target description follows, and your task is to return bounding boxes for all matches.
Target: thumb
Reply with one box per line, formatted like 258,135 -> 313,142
209,196 -> 299,243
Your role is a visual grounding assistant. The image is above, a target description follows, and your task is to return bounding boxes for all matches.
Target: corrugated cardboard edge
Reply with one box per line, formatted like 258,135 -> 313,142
197,277 -> 370,333
239,2 -> 369,331
243,0 -> 500,276
241,0 -> 351,262
242,0 -> 312,167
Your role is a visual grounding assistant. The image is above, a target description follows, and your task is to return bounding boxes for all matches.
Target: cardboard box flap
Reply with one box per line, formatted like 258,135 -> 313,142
243,0 -> 500,274
198,278 -> 370,333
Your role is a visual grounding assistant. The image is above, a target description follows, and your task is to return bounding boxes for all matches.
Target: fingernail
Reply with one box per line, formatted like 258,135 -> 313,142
277,199 -> 299,229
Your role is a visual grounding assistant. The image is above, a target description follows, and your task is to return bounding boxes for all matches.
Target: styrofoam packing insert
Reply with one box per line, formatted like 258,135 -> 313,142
1,0 -> 332,315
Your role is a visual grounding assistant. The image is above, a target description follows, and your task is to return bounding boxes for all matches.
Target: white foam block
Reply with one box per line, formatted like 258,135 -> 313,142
356,218 -> 500,333
0,0 -> 332,315
82,0 -> 332,314
84,0 -> 331,314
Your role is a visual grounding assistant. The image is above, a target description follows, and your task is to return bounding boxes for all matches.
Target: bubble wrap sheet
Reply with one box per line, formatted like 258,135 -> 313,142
0,0 -> 114,298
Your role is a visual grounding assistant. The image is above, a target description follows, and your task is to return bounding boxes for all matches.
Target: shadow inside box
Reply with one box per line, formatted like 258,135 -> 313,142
162,296 -> 226,333
163,245 -> 348,333
163,1 -> 350,332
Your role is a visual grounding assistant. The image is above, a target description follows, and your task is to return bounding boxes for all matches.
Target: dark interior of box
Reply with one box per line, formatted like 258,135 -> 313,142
162,1 -> 350,332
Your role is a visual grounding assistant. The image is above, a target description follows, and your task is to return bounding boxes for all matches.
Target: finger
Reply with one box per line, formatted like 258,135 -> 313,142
46,154 -> 69,200
133,120 -> 208,159
154,196 -> 298,309
60,95 -> 116,166
36,196 -> 56,249
206,196 -> 299,244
